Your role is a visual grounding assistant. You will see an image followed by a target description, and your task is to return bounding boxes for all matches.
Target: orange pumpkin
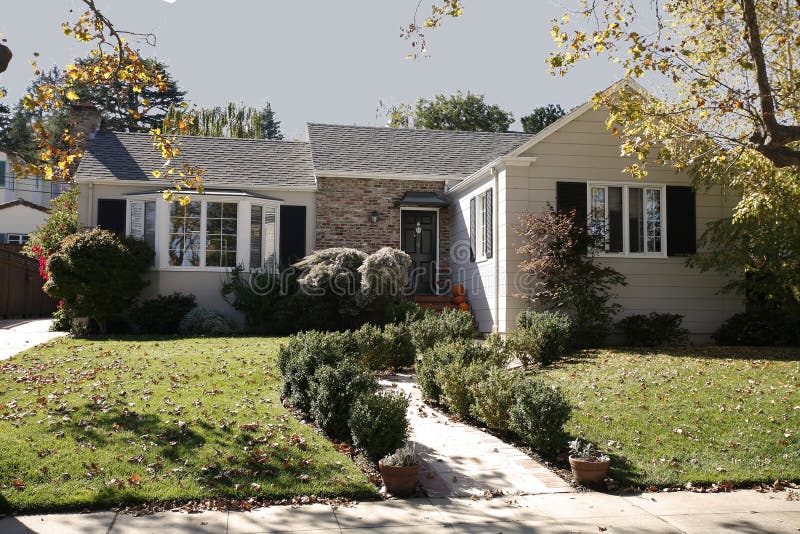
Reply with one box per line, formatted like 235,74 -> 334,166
452,284 -> 465,297
453,295 -> 466,305
458,302 -> 471,311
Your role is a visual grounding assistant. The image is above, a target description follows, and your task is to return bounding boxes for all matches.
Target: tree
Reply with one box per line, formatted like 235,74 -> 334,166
520,104 -> 566,134
517,207 -> 626,347
389,91 -> 513,132
72,56 -> 186,132
44,227 -> 153,332
167,101 -> 283,139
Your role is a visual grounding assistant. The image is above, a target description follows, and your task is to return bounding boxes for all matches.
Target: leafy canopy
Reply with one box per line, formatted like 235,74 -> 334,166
389,90 -> 513,132
521,104 -> 566,134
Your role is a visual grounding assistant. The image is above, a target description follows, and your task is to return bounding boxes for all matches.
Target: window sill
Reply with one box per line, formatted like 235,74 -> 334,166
595,253 -> 668,259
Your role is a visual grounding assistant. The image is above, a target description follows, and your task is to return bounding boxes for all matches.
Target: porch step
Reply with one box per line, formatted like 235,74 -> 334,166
413,295 -> 461,313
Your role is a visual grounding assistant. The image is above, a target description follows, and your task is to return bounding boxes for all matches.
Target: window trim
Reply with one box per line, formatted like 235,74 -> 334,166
125,194 -> 281,272
472,189 -> 492,263
587,182 -> 668,259
7,233 -> 28,244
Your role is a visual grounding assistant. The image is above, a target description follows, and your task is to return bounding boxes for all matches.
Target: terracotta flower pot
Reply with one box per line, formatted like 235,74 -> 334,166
568,455 -> 610,485
378,461 -> 420,497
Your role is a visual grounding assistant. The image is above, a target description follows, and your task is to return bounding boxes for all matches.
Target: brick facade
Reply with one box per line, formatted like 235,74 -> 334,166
315,176 -> 450,288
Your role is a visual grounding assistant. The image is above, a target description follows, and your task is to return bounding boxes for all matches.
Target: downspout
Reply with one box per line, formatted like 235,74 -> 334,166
492,166 -> 500,334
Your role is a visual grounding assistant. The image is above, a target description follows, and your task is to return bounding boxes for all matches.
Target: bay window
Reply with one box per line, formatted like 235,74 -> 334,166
126,192 -> 280,271
588,183 -> 665,256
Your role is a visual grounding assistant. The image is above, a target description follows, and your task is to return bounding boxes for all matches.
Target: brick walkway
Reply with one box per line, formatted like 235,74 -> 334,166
381,373 -> 572,498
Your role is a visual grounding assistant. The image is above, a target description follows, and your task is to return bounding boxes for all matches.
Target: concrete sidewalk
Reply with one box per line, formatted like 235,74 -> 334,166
1,490 -> 798,533
0,319 -> 66,360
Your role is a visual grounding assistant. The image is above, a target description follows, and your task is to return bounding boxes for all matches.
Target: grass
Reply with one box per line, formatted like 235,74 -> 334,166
540,346 -> 800,488
0,337 -> 376,514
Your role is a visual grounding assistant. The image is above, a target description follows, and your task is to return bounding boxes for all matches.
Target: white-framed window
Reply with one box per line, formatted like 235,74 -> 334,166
127,195 -> 279,271
51,182 -> 71,199
470,188 -> 493,262
7,233 -> 28,244
588,182 -> 666,256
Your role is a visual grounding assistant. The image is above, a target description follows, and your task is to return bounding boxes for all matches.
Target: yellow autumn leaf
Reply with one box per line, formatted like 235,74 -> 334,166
65,90 -> 80,101
151,169 -> 162,178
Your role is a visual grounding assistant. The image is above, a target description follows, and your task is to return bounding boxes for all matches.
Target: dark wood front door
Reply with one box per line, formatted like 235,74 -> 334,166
401,210 -> 437,294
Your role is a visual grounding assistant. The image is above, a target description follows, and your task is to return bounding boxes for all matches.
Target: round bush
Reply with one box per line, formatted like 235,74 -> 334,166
509,310 -> 573,366
354,322 -> 416,370
470,367 -> 523,431
277,330 -> 358,412
416,340 -> 490,404
713,310 -> 799,346
509,377 -> 572,451
309,360 -> 378,440
438,360 -> 488,418
408,309 -> 476,352
131,292 -> 197,334
348,391 -> 410,461
178,307 -> 236,337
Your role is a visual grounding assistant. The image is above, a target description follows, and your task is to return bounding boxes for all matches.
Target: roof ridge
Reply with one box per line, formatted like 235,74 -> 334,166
306,122 -> 532,137
97,130 -> 309,145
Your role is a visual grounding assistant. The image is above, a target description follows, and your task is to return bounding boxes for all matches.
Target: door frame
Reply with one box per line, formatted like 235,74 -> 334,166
399,207 -> 440,295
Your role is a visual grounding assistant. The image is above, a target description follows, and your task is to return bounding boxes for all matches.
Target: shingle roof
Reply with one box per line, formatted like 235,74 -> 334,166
0,198 -> 50,213
75,131 -> 316,188
307,123 -> 533,179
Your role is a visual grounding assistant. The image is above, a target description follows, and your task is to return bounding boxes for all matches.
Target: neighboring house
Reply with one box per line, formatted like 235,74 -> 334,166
0,198 -> 50,245
0,153 -> 72,209
72,81 -> 743,340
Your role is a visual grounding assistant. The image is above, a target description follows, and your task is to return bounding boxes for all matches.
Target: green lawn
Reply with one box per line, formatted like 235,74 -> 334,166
541,347 -> 800,488
0,337 -> 376,514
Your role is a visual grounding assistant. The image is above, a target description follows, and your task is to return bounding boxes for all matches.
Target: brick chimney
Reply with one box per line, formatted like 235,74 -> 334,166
69,103 -> 102,146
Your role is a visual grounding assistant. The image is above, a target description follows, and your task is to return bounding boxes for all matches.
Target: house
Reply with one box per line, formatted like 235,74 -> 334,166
72,84 -> 743,340
0,154 -> 67,244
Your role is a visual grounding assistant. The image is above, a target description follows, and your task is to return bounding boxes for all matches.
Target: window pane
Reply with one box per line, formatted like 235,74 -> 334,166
264,207 -> 277,272
628,188 -> 644,253
589,187 -> 606,248
608,187 -> 623,253
169,201 -> 201,266
646,189 -> 662,253
206,202 -> 237,267
250,205 -> 263,270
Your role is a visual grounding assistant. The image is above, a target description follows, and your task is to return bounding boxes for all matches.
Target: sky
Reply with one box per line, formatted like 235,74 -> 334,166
1,0 -> 629,140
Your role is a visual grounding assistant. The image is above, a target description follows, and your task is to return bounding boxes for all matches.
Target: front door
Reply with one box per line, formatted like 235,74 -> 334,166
401,210 -> 437,294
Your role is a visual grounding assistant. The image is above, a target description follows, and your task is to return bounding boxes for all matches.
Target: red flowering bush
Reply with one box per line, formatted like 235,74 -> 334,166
24,188 -> 79,280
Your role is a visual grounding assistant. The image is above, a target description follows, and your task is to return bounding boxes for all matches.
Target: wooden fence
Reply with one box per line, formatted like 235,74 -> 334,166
0,248 -> 57,317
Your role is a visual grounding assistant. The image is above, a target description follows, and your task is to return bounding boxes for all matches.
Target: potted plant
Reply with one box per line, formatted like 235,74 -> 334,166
378,445 -> 419,497
568,438 -> 610,485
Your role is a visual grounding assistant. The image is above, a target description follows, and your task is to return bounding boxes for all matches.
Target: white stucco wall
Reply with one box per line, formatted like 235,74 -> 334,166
76,180 -> 316,315
0,203 -> 49,235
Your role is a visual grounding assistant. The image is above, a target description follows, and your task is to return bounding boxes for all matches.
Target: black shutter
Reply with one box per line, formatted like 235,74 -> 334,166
469,196 -> 476,262
556,181 -> 588,227
279,205 -> 307,267
666,186 -> 696,256
96,199 -> 126,237
484,188 -> 493,259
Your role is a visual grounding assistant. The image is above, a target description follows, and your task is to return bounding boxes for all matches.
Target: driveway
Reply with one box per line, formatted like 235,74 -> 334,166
0,318 -> 66,360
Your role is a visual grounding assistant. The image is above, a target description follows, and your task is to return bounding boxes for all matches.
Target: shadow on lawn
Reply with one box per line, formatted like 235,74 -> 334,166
558,346 -> 800,365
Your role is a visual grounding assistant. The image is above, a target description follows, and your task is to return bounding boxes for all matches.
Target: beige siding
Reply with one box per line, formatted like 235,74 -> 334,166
501,107 -> 743,338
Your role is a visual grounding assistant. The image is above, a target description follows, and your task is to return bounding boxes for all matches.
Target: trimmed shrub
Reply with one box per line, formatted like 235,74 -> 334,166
277,330 -> 358,412
130,293 -> 197,334
390,300 -> 424,324
178,307 -> 236,337
615,312 -> 689,346
714,310 -> 800,346
354,323 -> 415,370
309,361 -> 378,440
438,360 -> 488,418
358,247 -> 412,324
408,308 -> 476,353
50,305 -> 72,332
471,367 -> 523,431
508,310 -> 573,366
509,378 -> 572,451
43,228 -> 153,332
416,340 -> 490,404
349,391 -> 410,461
221,266 -> 302,334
